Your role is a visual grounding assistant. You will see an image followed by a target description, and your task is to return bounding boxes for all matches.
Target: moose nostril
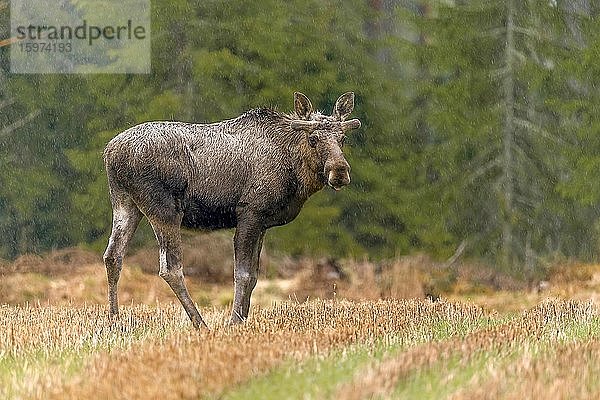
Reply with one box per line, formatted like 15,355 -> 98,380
335,165 -> 349,175
328,166 -> 350,182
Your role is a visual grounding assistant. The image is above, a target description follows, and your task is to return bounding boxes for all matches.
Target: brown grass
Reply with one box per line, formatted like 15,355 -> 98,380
290,257 -> 427,301
0,263 -> 235,307
449,341 -> 600,400
54,300 -> 488,400
4,248 -> 600,399
1,293 -> 599,399
4,247 -> 600,316
336,299 -> 598,400
0,303 -> 190,399
127,231 -> 240,282
3,248 -> 99,275
1,299 -> 489,400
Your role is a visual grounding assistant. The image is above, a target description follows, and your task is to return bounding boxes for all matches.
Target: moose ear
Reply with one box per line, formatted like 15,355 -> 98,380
333,92 -> 355,121
294,92 -> 313,120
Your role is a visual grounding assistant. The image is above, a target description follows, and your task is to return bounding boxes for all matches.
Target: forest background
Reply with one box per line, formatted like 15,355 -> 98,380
1,0 -> 599,277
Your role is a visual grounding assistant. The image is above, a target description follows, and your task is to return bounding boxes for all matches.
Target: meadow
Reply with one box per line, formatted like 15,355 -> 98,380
1,245 -> 600,399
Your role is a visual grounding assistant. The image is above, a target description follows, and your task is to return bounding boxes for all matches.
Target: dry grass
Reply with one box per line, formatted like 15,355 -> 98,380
449,341 -> 600,400
0,293 -> 599,399
290,257 -> 427,301
3,248 -> 600,398
336,299 -> 599,400
0,263 -> 235,307
127,231 -> 240,283
4,250 -> 600,316
0,299 -> 489,400
0,250 -> 459,310
5,248 -> 99,275
4,245 -> 600,312
0,303 -> 190,399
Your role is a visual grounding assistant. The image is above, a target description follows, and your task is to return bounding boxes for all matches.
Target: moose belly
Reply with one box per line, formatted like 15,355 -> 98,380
181,200 -> 237,230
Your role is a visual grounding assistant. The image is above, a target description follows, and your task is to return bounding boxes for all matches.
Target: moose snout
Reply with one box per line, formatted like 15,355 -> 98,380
326,162 -> 351,191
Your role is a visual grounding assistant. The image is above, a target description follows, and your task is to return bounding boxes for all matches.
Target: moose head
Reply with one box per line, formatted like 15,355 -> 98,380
291,92 -> 361,191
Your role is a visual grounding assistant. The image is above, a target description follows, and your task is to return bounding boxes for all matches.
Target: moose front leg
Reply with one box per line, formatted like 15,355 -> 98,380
230,216 -> 265,324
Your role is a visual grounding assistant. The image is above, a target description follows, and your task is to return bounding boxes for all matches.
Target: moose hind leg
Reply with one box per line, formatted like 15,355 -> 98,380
103,198 -> 142,318
150,220 -> 208,329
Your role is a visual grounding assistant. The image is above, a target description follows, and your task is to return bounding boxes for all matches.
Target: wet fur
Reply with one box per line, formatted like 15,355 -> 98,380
104,109 -> 324,229
102,93 -> 358,328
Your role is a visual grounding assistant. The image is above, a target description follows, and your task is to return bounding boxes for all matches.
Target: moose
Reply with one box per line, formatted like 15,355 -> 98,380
102,92 -> 361,328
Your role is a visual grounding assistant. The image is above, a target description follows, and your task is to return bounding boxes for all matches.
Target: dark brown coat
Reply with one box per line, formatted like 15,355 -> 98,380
102,92 -> 361,327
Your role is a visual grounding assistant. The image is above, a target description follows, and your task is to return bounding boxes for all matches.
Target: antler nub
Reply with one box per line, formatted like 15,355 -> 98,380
341,119 -> 361,131
290,120 -> 320,132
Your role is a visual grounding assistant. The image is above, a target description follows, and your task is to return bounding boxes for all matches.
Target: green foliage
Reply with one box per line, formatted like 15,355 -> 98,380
390,0 -> 600,270
2,0 -> 600,268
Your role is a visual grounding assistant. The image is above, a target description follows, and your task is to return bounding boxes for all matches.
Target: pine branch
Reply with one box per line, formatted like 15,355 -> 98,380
513,117 -> 568,145
489,67 -> 509,80
0,98 -> 15,110
513,26 -> 552,41
476,27 -> 506,39
509,47 -> 527,63
0,109 -> 41,138
464,158 -> 501,186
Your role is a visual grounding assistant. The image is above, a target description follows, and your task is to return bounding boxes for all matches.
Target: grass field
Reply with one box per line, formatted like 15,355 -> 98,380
2,248 -> 600,399
1,298 -> 599,399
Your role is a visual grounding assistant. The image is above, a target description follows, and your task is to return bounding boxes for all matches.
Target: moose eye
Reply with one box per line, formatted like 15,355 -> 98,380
338,135 -> 347,147
308,134 -> 319,147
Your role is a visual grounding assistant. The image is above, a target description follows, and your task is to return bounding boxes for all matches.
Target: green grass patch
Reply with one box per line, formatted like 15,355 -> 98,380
0,350 -> 91,399
393,349 -> 515,400
220,343 -> 389,400
220,315 -> 499,400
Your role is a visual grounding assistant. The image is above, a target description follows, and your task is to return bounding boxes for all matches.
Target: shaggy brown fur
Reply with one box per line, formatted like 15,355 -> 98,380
102,92 -> 361,328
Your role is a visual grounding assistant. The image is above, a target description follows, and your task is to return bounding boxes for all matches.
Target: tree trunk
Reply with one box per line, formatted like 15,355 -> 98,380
501,0 -> 516,270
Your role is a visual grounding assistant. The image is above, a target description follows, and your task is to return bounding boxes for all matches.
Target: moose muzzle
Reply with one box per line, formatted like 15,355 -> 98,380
326,160 -> 351,191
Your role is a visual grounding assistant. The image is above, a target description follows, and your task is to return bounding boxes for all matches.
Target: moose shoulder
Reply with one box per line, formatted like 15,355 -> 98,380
102,92 -> 361,328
